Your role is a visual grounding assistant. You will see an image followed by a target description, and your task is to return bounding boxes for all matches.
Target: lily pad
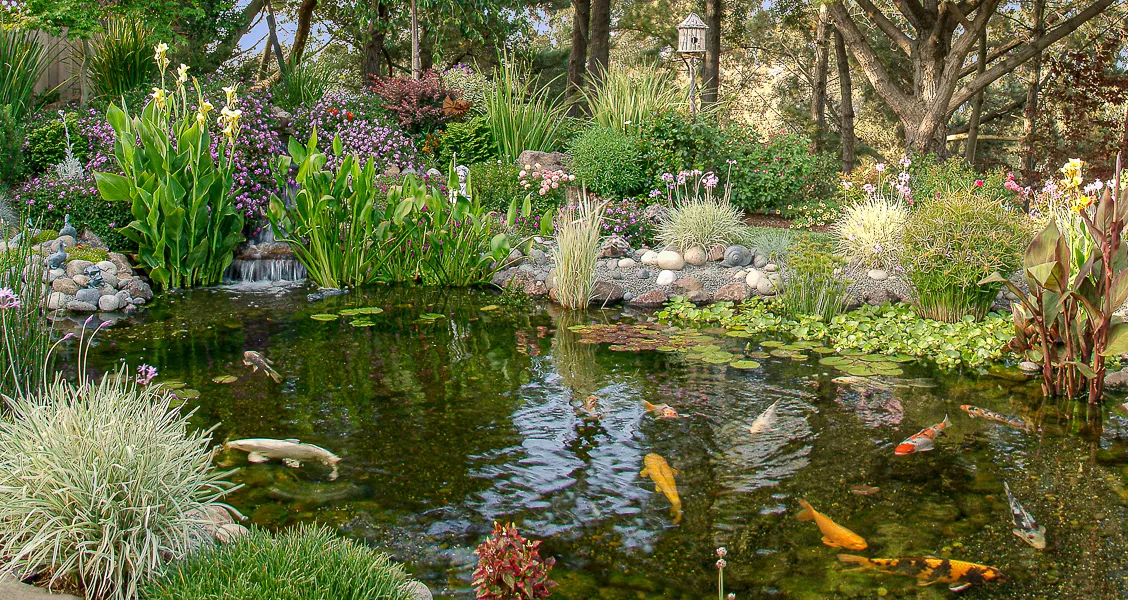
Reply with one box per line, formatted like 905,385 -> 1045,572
725,330 -> 753,338
311,314 -> 339,321
159,380 -> 187,390
175,388 -> 200,400
748,351 -> 771,359
770,349 -> 796,358
212,375 -> 238,384
730,360 -> 761,369
420,313 -> 446,320
704,354 -> 735,364
819,356 -> 848,366
480,305 -> 500,312
760,340 -> 785,348
339,307 -> 384,316
811,346 -> 836,354
845,365 -> 876,377
350,319 -> 377,327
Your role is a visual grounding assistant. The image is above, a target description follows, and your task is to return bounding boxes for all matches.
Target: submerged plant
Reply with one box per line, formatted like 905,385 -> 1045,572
553,191 -> 605,309
832,196 -> 908,269
472,522 -> 556,600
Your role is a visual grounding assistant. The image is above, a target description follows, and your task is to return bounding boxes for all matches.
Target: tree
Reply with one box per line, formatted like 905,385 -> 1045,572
835,27 -> 855,172
702,0 -> 722,105
587,0 -> 609,85
809,4 -> 831,150
825,0 -> 1116,153
566,0 -> 590,115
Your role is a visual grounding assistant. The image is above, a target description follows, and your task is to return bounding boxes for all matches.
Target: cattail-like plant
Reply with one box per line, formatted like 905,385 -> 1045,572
552,191 -> 605,310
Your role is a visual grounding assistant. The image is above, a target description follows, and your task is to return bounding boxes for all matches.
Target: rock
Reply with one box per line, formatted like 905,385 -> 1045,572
637,269 -> 650,279
627,289 -> 668,307
115,291 -> 132,305
98,295 -> 122,312
65,259 -> 93,278
745,269 -> 764,288
610,271 -> 623,280
686,290 -> 711,304
656,250 -> 685,270
78,231 -> 107,250
125,278 -> 154,301
66,300 -> 97,313
528,248 -> 547,264
132,297 -> 146,306
656,270 -> 677,286
215,523 -> 249,545
384,164 -> 401,176
1105,368 -> 1128,389
516,150 -> 570,173
46,292 -> 71,311
643,203 -> 668,224
598,235 -> 631,259
57,234 -> 76,248
72,274 -> 90,288
52,277 -> 78,295
708,244 -> 725,262
1018,361 -> 1040,374
75,288 -> 102,304
100,284 -> 116,297
867,269 -> 889,281
0,575 -> 83,600
623,291 -> 634,302
673,276 -> 703,293
117,275 -> 133,289
714,282 -> 752,302
756,278 -> 776,295
764,263 -> 779,273
405,581 -> 434,600
683,245 -> 708,266
46,268 -> 64,283
605,259 -> 618,269
865,287 -> 892,306
109,253 -> 132,276
640,250 -> 659,265
122,304 -> 138,315
506,248 -> 524,265
95,260 -> 118,279
753,254 -> 769,269
618,258 -> 636,268
590,281 -> 624,305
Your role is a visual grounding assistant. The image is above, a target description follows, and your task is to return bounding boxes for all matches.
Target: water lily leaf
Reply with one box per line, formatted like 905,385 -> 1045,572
350,319 -> 376,327
760,340 -> 785,348
819,356 -> 848,366
340,307 -> 384,316
311,314 -> 338,321
159,380 -> 187,390
748,351 -> 771,359
770,349 -> 795,358
689,344 -> 722,354
730,360 -> 761,369
887,354 -> 916,363
858,354 -> 889,362
811,347 -> 835,354
175,388 -> 200,400
656,346 -> 678,352
480,305 -> 500,311
419,313 -> 446,320
212,375 -> 238,384
873,367 -> 904,376
845,366 -> 876,377
839,349 -> 864,356
725,330 -> 753,338
704,354 -> 733,364
789,353 -> 809,361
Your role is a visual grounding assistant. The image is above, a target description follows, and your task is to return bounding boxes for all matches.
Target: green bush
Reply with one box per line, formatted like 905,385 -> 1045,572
902,191 -> 1029,322
774,234 -> 847,322
15,179 -> 135,251
24,111 -> 82,176
81,18 -> 157,101
141,525 -> 417,600
0,104 -> 23,185
566,126 -> 645,198
437,115 -> 493,166
0,365 -> 235,600
471,161 -> 526,213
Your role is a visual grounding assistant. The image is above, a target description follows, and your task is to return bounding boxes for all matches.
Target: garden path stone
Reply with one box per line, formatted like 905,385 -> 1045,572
0,576 -> 82,600
867,269 -> 889,281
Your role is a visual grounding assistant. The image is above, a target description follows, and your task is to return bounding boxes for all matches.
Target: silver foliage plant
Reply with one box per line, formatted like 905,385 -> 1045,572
52,110 -> 85,181
0,341 -> 236,600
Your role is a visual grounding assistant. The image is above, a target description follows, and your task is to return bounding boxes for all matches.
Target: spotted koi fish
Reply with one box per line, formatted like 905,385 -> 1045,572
1004,481 -> 1046,549
960,405 -> 1031,432
894,415 -> 950,455
838,554 -> 1006,592
243,351 -> 282,383
643,401 -> 685,419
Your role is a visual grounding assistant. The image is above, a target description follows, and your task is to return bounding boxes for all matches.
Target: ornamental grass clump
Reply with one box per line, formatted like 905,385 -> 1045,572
482,58 -> 567,163
553,191 -> 605,309
141,524 -> 416,600
584,66 -> 682,134
832,196 -> 909,269
902,190 -> 1028,323
0,336 -> 235,600
79,18 -> 157,101
658,169 -> 745,251
775,234 -> 847,322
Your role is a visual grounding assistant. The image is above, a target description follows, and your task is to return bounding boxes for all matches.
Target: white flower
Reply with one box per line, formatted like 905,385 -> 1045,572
222,85 -> 239,107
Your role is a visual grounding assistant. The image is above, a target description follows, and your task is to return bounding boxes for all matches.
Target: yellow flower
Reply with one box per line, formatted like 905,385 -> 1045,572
222,85 -> 239,108
151,87 -> 167,109
196,112 -> 207,127
1060,158 -> 1084,191
176,63 -> 189,85
1070,194 -> 1093,214
154,43 -> 170,72
199,99 -> 214,117
219,106 -> 242,139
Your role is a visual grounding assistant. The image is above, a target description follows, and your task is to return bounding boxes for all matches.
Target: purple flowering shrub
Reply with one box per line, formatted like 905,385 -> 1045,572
601,197 -> 656,247
13,178 -> 134,250
292,91 -> 421,174
208,87 -> 286,221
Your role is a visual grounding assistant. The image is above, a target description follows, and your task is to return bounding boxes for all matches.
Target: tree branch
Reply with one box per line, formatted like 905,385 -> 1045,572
949,0 -> 1116,110
855,0 -> 914,55
207,0 -> 265,68
959,38 -> 1022,77
892,0 -> 932,29
827,1 -> 915,121
948,97 -> 1024,134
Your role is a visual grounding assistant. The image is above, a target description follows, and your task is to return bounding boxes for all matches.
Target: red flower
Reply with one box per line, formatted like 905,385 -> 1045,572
974,179 -> 985,187
346,111 -> 355,121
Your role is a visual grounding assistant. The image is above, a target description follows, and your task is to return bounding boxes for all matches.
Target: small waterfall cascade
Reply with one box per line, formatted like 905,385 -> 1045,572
224,226 -> 307,283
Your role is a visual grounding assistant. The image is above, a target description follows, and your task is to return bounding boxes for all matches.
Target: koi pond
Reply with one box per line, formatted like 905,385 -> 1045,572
64,285 -> 1128,599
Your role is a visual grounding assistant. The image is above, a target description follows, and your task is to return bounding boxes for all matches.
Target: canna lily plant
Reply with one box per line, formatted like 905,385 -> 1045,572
982,156 -> 1128,405
95,44 -> 244,290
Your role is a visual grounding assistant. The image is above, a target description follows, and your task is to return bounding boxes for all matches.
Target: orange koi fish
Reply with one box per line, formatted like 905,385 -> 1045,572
838,554 -> 1006,592
641,453 -> 682,524
894,415 -> 950,455
960,405 -> 1031,432
797,499 -> 868,550
643,401 -> 685,419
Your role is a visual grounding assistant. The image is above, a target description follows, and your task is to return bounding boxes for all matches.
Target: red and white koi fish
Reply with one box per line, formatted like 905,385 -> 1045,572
894,415 -> 950,455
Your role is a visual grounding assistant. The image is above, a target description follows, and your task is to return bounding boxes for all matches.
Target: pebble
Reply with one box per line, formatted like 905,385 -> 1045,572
753,255 -> 769,268
98,295 -> 122,312
637,269 -> 650,279
746,269 -> 764,288
764,263 -> 779,273
640,250 -> 659,266
656,270 -> 677,286
756,278 -> 776,295
617,258 -> 636,268
683,246 -> 708,266
1019,361 -> 1040,374
868,269 -> 889,281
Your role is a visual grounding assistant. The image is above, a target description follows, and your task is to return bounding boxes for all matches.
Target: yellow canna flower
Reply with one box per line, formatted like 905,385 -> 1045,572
199,99 -> 214,117
176,63 -> 189,85
222,85 -> 239,108
1059,158 -> 1084,191
151,87 -> 167,109
154,43 -> 170,73
219,106 -> 242,140
196,111 -> 207,127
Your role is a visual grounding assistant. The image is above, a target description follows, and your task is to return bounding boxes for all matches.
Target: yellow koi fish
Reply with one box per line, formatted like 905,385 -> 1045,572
641,453 -> 682,524
797,499 -> 868,550
838,554 -> 1006,592
643,401 -> 684,419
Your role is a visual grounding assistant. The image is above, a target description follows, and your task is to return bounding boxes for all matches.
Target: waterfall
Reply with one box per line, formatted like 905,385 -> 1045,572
225,258 -> 307,283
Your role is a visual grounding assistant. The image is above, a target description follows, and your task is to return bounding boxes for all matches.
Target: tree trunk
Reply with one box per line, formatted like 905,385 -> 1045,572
810,4 -> 831,152
263,0 -> 288,77
964,31 -> 988,165
1021,0 -> 1046,191
290,0 -> 318,66
257,41 -> 273,81
702,0 -> 722,105
411,0 -> 421,79
567,0 -> 590,117
588,0 -> 610,86
835,28 -> 855,173
362,3 -> 388,84
419,24 -> 434,72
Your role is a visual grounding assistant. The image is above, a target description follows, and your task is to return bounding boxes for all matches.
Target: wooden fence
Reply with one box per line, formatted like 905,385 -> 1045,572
32,29 -> 84,106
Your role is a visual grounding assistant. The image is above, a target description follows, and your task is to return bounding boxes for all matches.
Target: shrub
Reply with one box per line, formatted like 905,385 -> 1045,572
0,364 -> 234,600
141,524 -> 416,600
584,66 -> 682,134
13,177 -> 134,250
273,56 -> 336,111
23,111 -> 80,175
292,91 -> 420,174
483,59 -> 567,162
440,64 -> 493,114
902,190 -> 1029,322
774,234 -> 847,322
742,226 -> 796,262
473,522 -> 556,600
472,161 -> 526,213
81,18 -> 157,101
0,104 -> 23,185
637,111 -> 726,188
369,69 -> 455,134
553,194 -> 604,309
832,196 -> 909,269
657,170 -> 745,251
601,197 -> 656,247
436,115 -> 493,166
566,126 -> 645,198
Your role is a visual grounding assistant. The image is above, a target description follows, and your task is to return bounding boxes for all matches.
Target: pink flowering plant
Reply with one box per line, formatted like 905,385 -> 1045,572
601,197 -> 656,247
292,91 -> 421,174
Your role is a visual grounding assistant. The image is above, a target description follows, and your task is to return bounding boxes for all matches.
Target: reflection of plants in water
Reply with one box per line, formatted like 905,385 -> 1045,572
552,307 -> 601,400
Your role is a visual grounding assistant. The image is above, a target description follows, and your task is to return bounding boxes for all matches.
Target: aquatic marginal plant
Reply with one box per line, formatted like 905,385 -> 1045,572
472,522 -> 556,600
553,190 -> 605,309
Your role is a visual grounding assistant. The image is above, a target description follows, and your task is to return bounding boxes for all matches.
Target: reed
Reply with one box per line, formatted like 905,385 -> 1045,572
0,222 -> 52,399
585,65 -> 682,133
553,191 -> 605,310
0,26 -> 52,121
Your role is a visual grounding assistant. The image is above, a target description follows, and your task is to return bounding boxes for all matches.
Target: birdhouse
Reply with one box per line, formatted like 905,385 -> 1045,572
677,13 -> 707,54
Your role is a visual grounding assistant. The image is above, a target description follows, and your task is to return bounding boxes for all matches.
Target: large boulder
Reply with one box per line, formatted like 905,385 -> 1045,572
75,288 -> 101,304
52,277 -> 78,295
516,150 -> 570,173
125,278 -> 154,301
589,281 -> 624,305
627,289 -> 668,307
65,259 -> 93,279
714,282 -> 752,302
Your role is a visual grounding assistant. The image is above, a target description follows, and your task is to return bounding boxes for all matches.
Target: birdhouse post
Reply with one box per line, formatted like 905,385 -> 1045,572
677,13 -> 708,114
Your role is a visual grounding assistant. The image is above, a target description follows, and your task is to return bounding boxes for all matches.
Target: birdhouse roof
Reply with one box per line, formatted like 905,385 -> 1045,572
678,13 -> 707,30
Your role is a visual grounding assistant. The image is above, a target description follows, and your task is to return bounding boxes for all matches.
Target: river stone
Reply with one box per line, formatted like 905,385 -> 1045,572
656,250 -> 684,270
66,300 -> 97,313
100,284 -> 117,297
1019,361 -> 1040,374
216,523 -> 249,545
637,268 -> 650,279
109,253 -> 132,276
618,258 -> 636,268
517,150 -> 570,173
752,254 -> 769,269
640,250 -> 659,265
590,281 -> 624,305
47,292 -> 71,311
673,276 -> 703,293
764,263 -> 779,273
52,277 -> 78,295
65,259 -> 92,278
98,295 -> 123,312
623,291 -> 634,301
746,269 -> 764,288
708,244 -> 725,262
72,274 -> 91,288
75,288 -> 102,304
96,260 -> 118,279
385,164 -> 401,176
606,259 -> 618,270
655,269 -> 677,286
1106,368 -> 1128,389
868,269 -> 889,281
115,290 -> 132,305
628,289 -> 668,307
599,235 -> 631,259
714,282 -> 752,302
78,231 -> 107,250
686,289 -> 711,304
46,268 -> 64,283
125,278 -> 154,301
57,234 -> 76,248
683,245 -> 708,266
405,581 -> 433,600
528,248 -> 547,264
756,277 -> 776,295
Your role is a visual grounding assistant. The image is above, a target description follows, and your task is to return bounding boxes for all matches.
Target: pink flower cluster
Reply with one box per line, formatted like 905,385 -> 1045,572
293,91 -> 421,174
520,164 -> 575,196
0,287 -> 20,310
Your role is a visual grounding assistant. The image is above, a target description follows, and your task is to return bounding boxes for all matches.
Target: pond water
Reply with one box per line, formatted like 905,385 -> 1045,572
63,285 -> 1128,599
